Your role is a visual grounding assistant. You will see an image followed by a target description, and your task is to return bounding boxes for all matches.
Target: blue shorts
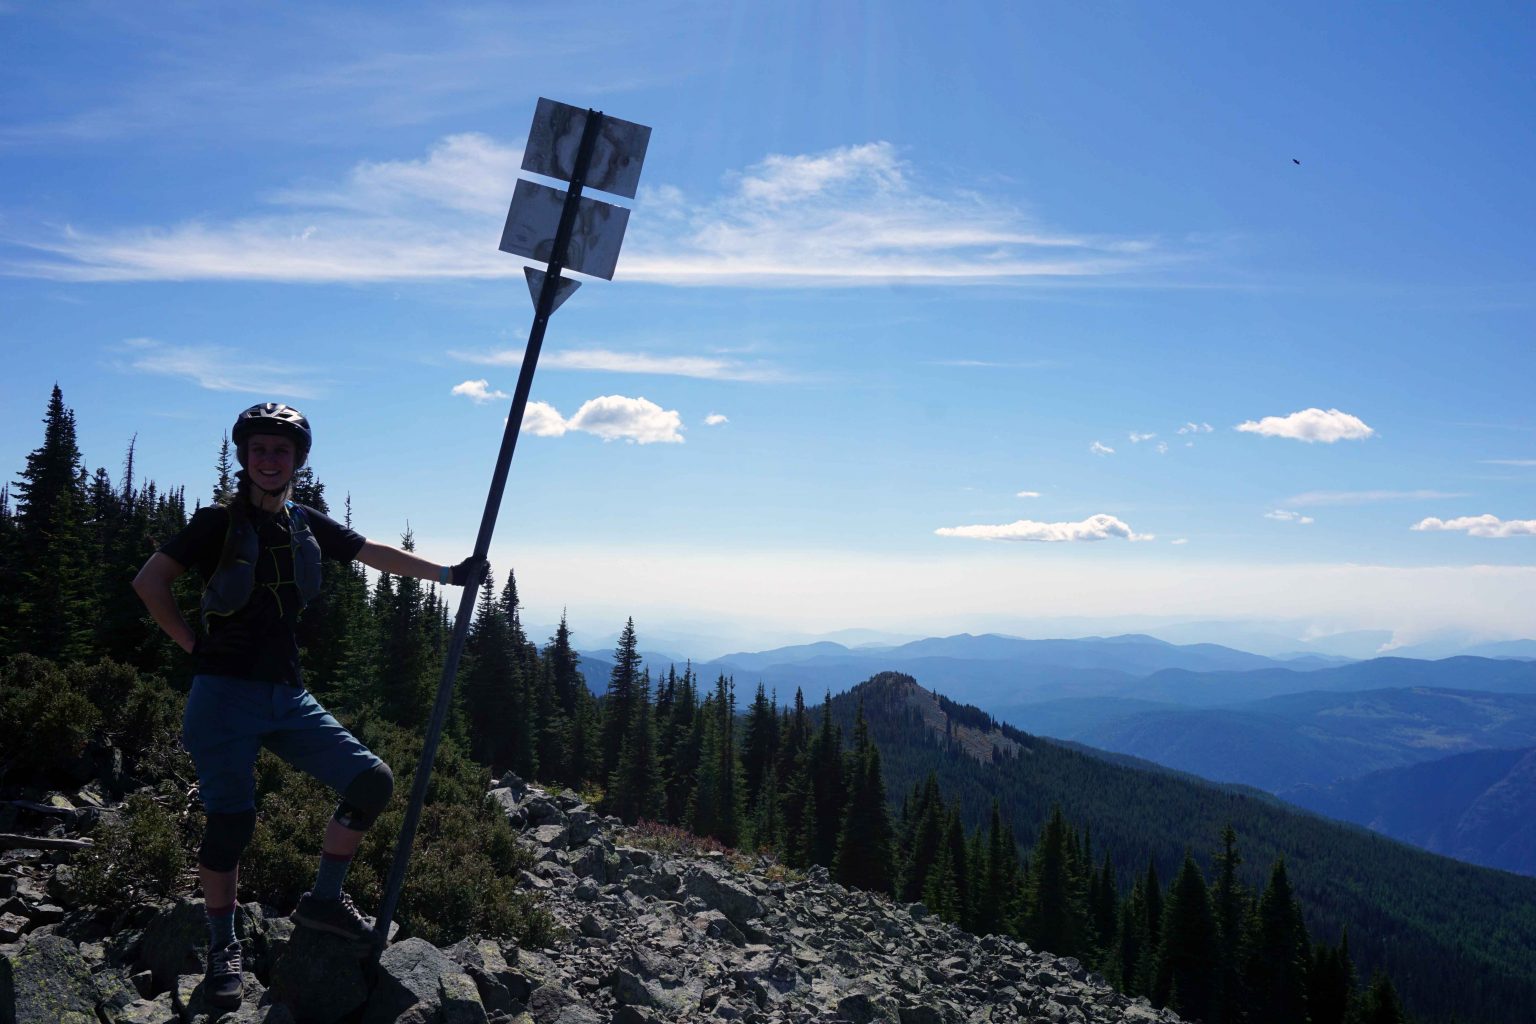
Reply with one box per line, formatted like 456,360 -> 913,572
181,675 -> 383,815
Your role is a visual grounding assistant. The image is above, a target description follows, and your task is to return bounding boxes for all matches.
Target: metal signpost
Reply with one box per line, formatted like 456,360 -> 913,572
374,98 -> 650,942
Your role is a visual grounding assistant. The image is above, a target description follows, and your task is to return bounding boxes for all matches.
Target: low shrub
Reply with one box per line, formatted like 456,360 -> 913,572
74,792 -> 188,908
0,653 -> 100,780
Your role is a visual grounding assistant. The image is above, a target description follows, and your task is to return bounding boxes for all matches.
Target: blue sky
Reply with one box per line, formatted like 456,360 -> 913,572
3,2 -> 1533,656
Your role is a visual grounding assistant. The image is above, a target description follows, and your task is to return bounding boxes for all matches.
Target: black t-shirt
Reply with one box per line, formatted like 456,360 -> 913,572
160,502 -> 366,687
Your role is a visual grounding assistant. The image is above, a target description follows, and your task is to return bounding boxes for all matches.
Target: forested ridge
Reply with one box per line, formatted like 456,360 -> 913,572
5,385 -> 1529,1022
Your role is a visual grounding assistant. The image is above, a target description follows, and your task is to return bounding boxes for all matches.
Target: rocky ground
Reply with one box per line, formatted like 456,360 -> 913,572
1,776 -> 1184,1024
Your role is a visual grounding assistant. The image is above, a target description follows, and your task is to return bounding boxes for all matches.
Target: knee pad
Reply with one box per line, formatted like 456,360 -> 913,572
199,809 -> 256,872
333,761 -> 394,830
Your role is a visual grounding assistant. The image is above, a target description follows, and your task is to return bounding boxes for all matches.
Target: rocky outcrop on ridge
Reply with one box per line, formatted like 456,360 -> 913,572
1,776 -> 1184,1024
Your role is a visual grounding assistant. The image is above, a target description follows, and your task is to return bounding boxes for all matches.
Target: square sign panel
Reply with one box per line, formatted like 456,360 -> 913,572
522,98 -> 651,200
499,179 -> 630,281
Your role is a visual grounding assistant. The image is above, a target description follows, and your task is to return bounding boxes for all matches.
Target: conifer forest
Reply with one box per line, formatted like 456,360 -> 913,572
10,384 -> 1536,1024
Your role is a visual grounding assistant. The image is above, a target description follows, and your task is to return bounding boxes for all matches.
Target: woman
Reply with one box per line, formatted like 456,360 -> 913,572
133,402 -> 481,1010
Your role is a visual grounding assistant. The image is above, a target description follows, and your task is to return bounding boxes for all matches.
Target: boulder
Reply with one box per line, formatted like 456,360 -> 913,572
0,933 -> 99,1024
267,925 -> 372,1024
365,937 -> 484,1024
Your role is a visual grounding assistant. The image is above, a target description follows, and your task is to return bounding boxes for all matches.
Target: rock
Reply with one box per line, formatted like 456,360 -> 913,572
366,937 -> 483,1024
267,925 -> 372,1024
528,824 -> 569,851
137,899 -> 211,991
680,866 -> 764,925
112,992 -> 177,1024
0,914 -> 27,943
446,937 -> 521,1014
0,933 -> 99,1023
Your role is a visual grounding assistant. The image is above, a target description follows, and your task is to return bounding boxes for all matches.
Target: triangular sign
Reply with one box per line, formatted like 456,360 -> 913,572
525,267 -> 581,314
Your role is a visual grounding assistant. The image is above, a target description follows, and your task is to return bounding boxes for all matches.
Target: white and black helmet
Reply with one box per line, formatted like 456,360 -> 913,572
232,403 -> 312,468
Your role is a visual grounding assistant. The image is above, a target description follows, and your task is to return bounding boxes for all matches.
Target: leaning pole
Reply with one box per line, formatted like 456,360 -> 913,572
374,99 -> 652,942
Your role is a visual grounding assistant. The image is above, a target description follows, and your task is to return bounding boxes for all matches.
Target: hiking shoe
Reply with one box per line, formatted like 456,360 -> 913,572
293,890 -> 377,943
204,941 -> 244,1010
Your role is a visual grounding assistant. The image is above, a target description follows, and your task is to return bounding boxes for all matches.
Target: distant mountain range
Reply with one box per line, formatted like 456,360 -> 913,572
1283,746 -> 1536,876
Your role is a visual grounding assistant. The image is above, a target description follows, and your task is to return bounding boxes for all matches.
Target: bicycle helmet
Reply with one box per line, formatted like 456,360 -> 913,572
232,403 -> 312,468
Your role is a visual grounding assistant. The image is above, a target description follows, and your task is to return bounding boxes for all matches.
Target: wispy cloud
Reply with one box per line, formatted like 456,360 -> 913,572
1177,422 -> 1213,435
936,513 -> 1152,543
1129,431 -> 1157,443
1170,537 -> 1189,545
452,346 -> 785,383
1236,408 -> 1375,443
1285,489 -> 1467,507
703,413 -> 728,427
1156,441 -> 1169,455
522,394 -> 684,445
1265,509 -> 1315,525
1016,490 -> 1042,498
4,136 -> 1167,287
1411,515 -> 1536,538
114,337 -> 325,398
450,379 -> 509,404
1479,459 -> 1536,467
1089,441 -> 1115,456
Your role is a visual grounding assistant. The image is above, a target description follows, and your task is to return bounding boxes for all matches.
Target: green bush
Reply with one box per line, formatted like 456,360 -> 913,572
0,653 -> 100,780
236,716 -> 554,948
73,792 -> 189,908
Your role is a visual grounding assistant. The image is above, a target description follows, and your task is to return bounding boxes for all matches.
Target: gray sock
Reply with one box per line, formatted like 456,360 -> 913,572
206,902 -> 237,949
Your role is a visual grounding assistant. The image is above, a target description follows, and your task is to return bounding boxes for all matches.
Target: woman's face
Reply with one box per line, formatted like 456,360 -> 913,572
245,432 -> 297,491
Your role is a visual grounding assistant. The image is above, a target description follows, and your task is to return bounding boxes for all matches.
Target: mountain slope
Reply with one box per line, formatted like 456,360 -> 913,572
1284,747 -> 1536,876
998,686 -> 1536,792
832,672 -> 1536,1024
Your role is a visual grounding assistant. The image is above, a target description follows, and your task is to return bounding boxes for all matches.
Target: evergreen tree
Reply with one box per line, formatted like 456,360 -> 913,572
544,614 -> 592,787
608,667 -> 662,823
213,433 -> 236,505
807,694 -> 846,866
13,385 -> 97,662
741,682 -> 779,816
371,527 -> 436,724
660,663 -> 700,823
1211,825 -> 1249,1024
599,617 -> 642,783
690,674 -> 744,846
1155,853 -> 1218,1022
1025,807 -> 1080,958
832,704 -> 895,894
1309,930 -> 1357,1024
899,774 -> 946,903
1244,858 -> 1311,1024
459,571 -> 525,771
1356,972 -> 1408,1024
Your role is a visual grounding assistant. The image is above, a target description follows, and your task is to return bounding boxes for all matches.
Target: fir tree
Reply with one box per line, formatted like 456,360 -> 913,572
1356,972 -> 1408,1024
1155,852 -> 1219,1021
1025,807 -> 1080,958
832,703 -> 895,894
807,693 -> 846,866
741,682 -> 779,816
608,667 -> 662,823
1211,825 -> 1249,1024
599,617 -> 642,782
1244,858 -> 1311,1024
13,385 -> 97,662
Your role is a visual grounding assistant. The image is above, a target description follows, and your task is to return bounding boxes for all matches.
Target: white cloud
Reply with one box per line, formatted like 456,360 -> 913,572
1285,489 -> 1467,507
1411,515 -> 1536,538
704,413 -> 728,427
1177,422 -> 1213,435
453,347 -> 784,383
450,379 -> 509,404
5,137 -> 1164,286
1170,538 -> 1189,545
1089,441 -> 1115,456
1129,431 -> 1156,443
565,395 -> 684,444
521,401 -> 568,437
1156,441 -> 1169,455
1016,490 -> 1042,498
114,337 -> 324,398
935,514 -> 1152,543
1236,408 -> 1375,443
1480,459 -> 1536,467
1265,509 -> 1315,525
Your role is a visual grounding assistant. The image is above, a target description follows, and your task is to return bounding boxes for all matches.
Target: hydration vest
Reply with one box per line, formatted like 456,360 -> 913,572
200,501 -> 323,627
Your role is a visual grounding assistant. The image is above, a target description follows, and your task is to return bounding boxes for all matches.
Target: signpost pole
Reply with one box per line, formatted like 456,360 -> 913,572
373,109 -> 608,943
